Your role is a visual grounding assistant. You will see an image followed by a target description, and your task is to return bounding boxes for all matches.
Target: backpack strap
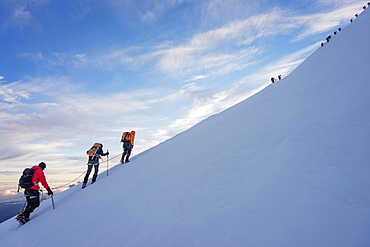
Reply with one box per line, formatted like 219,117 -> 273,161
31,169 -> 41,186
122,132 -> 131,142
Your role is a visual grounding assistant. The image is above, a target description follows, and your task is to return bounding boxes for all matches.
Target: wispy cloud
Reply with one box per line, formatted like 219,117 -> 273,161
2,0 -> 48,31
141,0 -> 191,22
15,3 -> 358,83
102,0 -> 191,24
18,52 -> 87,70
0,76 -> 197,162
291,2 -> 365,40
0,81 -> 30,103
84,5 -> 358,81
146,41 -> 320,143
314,0 -> 364,8
10,6 -> 40,31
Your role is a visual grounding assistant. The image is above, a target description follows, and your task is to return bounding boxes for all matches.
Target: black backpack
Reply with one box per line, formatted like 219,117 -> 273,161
19,168 -> 38,188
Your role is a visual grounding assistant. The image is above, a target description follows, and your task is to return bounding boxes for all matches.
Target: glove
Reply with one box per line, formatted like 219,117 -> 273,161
105,151 -> 109,156
47,188 -> 53,195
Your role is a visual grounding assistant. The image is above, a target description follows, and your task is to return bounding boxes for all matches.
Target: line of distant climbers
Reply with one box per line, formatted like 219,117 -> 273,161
321,28 -> 341,47
350,3 -> 370,23
271,75 -> 282,83
321,2 -> 369,47
270,3 -> 369,84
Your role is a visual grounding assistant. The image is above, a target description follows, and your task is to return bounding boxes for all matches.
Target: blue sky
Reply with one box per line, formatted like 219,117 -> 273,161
0,0 -> 365,195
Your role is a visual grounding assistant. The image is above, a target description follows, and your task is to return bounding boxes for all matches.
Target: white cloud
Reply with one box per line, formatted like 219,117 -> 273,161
292,3 -> 365,40
201,0 -> 262,26
103,0 -> 191,24
3,0 -> 48,32
0,76 -> 196,164
19,52 -> 87,70
94,5 -> 355,79
183,75 -> 209,82
146,41 -> 320,144
0,81 -> 30,103
141,0 -> 191,22
314,0 -> 364,8
42,2 -> 359,83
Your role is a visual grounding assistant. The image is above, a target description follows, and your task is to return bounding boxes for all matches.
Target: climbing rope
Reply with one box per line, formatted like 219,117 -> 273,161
52,152 -> 124,189
52,171 -> 86,189
10,152 -> 128,208
99,152 -> 122,162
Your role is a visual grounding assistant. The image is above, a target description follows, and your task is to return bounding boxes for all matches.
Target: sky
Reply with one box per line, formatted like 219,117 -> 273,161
0,0 -> 366,197
1,8 -> 370,244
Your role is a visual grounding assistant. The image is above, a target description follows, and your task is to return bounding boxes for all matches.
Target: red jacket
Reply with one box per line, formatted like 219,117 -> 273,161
29,165 -> 50,190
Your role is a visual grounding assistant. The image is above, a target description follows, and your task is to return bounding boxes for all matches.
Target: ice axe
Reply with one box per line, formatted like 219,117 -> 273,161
51,195 -> 55,209
106,150 -> 109,176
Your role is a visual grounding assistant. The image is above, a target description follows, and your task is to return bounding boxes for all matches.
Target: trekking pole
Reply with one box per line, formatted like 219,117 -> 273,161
21,201 -> 27,212
106,150 -> 109,176
51,195 -> 55,209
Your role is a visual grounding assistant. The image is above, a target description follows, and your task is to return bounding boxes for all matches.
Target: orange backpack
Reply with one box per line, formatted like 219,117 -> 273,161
87,143 -> 100,157
121,131 -> 135,146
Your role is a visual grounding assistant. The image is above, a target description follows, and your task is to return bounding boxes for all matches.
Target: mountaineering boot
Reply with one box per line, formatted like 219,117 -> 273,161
81,183 -> 86,189
92,174 -> 97,184
15,214 -> 29,225
120,158 -> 124,164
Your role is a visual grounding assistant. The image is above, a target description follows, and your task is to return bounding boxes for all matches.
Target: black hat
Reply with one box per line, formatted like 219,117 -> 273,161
39,162 -> 46,170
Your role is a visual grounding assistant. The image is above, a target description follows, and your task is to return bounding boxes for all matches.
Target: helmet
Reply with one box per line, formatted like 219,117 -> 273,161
39,162 -> 46,170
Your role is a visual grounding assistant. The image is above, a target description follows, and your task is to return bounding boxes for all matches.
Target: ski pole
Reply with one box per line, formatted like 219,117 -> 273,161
51,195 -> 55,209
21,201 -> 27,212
106,150 -> 109,176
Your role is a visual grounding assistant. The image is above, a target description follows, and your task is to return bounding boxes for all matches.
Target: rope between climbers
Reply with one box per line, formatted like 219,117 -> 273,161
53,152 -> 124,189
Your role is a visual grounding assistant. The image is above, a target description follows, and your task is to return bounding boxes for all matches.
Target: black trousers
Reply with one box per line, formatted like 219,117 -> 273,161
83,164 -> 99,184
121,142 -> 133,162
122,149 -> 131,162
23,189 -> 40,218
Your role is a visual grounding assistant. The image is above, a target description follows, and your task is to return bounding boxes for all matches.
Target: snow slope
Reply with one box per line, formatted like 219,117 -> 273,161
1,9 -> 370,247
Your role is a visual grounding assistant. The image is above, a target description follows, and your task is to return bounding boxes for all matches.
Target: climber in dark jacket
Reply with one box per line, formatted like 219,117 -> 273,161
82,143 -> 109,188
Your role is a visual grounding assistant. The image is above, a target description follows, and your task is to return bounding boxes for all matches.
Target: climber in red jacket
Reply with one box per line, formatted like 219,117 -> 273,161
16,162 -> 53,224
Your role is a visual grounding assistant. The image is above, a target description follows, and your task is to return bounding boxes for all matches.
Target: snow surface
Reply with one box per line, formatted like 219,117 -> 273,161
1,9 -> 370,247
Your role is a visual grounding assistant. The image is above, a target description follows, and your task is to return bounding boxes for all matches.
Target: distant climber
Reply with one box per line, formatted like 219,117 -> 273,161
16,162 -> 53,224
121,131 -> 136,163
321,42 -> 324,47
271,77 -> 276,83
278,75 -> 282,80
82,143 -> 109,188
326,35 -> 331,42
